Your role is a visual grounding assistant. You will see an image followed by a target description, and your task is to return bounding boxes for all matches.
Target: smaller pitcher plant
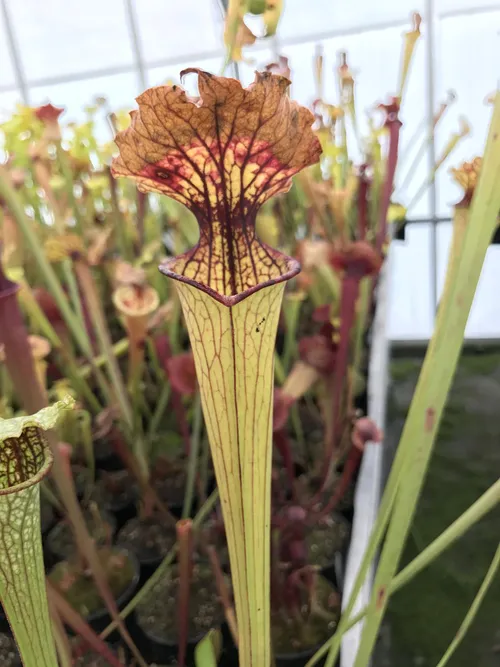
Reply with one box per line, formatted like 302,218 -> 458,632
0,396 -> 74,667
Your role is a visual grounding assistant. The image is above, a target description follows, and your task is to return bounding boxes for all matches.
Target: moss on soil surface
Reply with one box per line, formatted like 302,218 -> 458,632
136,564 -> 224,642
272,575 -> 340,654
49,547 -> 135,618
375,349 -> 500,667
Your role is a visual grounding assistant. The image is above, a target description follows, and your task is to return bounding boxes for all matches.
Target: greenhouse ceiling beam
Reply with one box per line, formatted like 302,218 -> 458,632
0,14 -> 428,95
426,0 -> 439,318
123,0 -> 147,90
1,0 -> 29,103
1,3 -> 496,97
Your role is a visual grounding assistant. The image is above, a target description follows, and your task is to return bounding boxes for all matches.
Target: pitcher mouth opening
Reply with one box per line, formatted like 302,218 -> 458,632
0,430 -> 53,496
159,249 -> 300,307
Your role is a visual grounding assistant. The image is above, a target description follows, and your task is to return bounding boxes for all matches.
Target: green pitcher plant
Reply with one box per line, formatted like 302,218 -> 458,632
0,396 -> 74,667
112,69 -> 321,666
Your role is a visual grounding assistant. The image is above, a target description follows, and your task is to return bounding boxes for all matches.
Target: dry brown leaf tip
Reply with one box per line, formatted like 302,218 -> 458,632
111,69 -> 321,213
112,69 -> 321,299
450,157 -> 483,206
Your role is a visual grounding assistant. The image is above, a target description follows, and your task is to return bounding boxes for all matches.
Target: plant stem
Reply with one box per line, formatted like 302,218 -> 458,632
435,542 -> 500,667
176,519 -> 194,667
16,278 -> 102,413
136,189 -> 147,249
56,143 -> 85,234
198,436 -> 211,504
0,273 -> 46,412
274,351 -> 286,384
207,545 -> 239,645
167,294 -> 181,353
1,171 -> 118,405
0,266 -> 146,666
145,336 -> 164,383
352,93 -> 500,667
315,263 -> 340,302
357,167 -> 370,240
62,258 -> 86,331
78,338 -> 129,379
154,334 -> 192,456
376,108 -> 401,253
320,273 -> 360,484
147,382 -> 171,443
107,428 -> 169,520
312,445 -> 363,520
0,167 -> 90,357
308,475 -> 500,666
47,582 -> 123,667
352,277 -> 371,380
392,477 -> 500,592
282,294 -> 303,372
49,443 -> 148,667
319,436 -> 406,667
73,260 -> 149,475
108,168 -> 131,261
48,600 -> 72,667
439,206 -> 468,307
99,489 -> 220,640
182,392 -> 203,519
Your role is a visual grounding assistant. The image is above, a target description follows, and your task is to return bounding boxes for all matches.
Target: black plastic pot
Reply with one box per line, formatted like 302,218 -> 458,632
91,470 -> 138,530
49,547 -> 140,645
133,622 -> 209,666
85,548 -> 140,640
40,499 -> 56,537
151,458 -> 190,518
133,562 -> 224,665
0,632 -> 21,667
221,625 -> 335,667
93,436 -> 123,473
338,502 -> 354,524
116,516 -> 176,586
72,639 -> 125,666
71,464 -> 91,500
0,606 -> 10,633
275,644 -> 330,667
44,510 -> 116,568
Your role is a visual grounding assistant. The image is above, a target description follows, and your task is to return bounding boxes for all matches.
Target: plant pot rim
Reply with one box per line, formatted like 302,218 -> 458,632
137,623 -> 209,648
86,547 -> 140,623
93,471 -> 138,510
135,562 -> 223,646
46,509 -> 116,555
116,516 -> 176,567
275,640 -> 326,661
49,547 -> 140,624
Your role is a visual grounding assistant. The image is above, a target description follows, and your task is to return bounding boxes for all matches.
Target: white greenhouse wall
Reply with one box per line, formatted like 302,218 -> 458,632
0,0 -> 499,342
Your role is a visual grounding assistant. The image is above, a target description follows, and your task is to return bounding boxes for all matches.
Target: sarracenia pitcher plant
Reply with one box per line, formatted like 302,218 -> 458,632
0,397 -> 74,667
112,69 -> 321,666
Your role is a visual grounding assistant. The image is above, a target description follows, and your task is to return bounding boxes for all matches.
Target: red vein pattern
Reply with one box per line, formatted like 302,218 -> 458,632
0,428 -> 57,666
111,70 -> 322,667
176,279 -> 284,666
112,69 -> 321,302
